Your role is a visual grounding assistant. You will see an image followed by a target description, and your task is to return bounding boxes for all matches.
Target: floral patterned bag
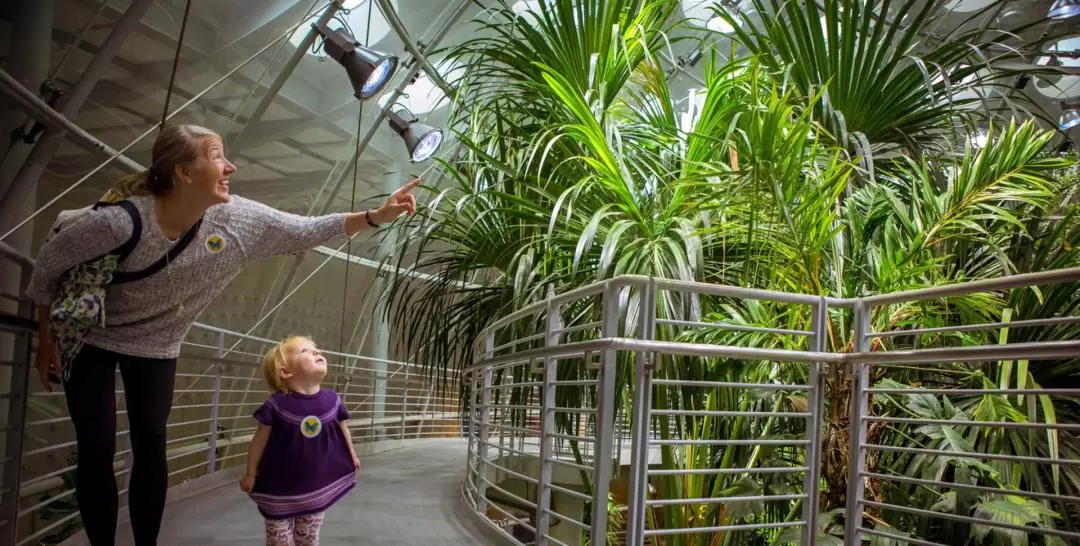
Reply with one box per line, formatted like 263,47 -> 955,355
49,200 -> 142,380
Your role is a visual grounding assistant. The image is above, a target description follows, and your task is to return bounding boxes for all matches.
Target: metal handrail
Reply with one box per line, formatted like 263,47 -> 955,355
463,267 -> 1080,546
0,241 -> 34,270
484,268 -> 1080,339
857,266 -> 1080,306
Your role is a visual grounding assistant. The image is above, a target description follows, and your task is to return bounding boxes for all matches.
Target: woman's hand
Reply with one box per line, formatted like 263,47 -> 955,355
370,178 -> 421,225
240,474 -> 256,494
353,455 -> 361,472
36,333 -> 60,392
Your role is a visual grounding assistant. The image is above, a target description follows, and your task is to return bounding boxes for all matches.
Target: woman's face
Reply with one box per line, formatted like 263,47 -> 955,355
182,136 -> 236,205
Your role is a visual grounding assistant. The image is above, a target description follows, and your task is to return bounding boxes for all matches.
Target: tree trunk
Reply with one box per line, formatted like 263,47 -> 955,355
822,363 -> 852,510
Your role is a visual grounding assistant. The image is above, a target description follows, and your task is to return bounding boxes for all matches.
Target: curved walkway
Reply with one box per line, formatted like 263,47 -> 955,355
120,439 -> 495,545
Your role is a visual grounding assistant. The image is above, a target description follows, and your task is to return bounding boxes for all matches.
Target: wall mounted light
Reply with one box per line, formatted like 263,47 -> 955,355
316,22 -> 398,100
1049,0 -> 1080,19
387,107 -> 443,162
1060,101 -> 1080,130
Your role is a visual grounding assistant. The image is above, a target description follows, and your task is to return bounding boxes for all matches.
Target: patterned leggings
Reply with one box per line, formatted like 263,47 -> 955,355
265,512 -> 325,546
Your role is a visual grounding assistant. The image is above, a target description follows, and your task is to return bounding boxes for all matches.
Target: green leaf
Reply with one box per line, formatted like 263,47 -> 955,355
971,496 -> 1060,545
930,490 -> 957,513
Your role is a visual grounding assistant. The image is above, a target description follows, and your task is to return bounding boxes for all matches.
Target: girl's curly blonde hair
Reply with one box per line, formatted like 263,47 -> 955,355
261,336 -> 312,394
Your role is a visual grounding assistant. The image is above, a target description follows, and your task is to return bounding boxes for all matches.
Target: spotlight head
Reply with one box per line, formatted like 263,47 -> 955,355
1049,0 -> 1080,19
316,23 -> 398,100
387,109 -> 443,162
1060,107 -> 1080,131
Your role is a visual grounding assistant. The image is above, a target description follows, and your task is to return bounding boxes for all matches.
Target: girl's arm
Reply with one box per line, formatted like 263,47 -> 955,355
241,423 -> 272,491
338,421 -> 360,470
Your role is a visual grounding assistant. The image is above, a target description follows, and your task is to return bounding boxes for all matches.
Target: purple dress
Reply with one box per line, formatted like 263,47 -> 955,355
250,388 -> 356,519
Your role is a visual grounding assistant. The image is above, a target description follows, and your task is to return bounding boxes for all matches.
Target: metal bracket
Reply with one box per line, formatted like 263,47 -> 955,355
12,80 -> 66,144
642,352 -> 656,371
584,350 -> 603,370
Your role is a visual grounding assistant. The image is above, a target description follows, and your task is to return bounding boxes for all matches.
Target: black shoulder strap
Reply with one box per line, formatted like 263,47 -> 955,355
83,200 -> 142,264
112,215 -> 203,285
110,200 -> 142,262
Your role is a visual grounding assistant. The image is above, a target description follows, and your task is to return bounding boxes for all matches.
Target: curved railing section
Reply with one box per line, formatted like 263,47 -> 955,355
460,271 -> 1080,546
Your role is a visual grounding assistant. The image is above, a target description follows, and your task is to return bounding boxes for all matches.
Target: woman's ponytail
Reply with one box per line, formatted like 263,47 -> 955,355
102,170 -> 153,202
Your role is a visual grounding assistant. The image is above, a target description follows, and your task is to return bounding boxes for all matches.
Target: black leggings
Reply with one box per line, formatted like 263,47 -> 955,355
63,344 -> 176,546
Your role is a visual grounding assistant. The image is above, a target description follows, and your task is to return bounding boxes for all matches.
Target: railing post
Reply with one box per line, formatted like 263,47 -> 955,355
801,297 -> 828,545
400,361 -> 410,439
207,331 -> 224,473
0,266 -> 34,544
844,300 -> 871,544
591,281 -> 621,546
340,356 -> 353,410
535,288 -> 561,545
627,279 -> 657,545
465,369 -> 476,467
475,332 -> 494,515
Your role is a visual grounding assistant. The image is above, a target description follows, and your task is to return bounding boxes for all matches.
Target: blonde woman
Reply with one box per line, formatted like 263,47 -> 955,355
27,124 -> 418,545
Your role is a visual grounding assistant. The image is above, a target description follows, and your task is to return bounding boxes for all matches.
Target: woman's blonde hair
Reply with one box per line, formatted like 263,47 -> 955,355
261,336 -> 314,394
104,124 -> 221,201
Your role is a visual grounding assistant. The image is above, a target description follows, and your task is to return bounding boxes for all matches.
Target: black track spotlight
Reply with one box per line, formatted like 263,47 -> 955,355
1049,0 -> 1080,19
316,22 -> 398,100
1060,102 -> 1080,131
387,108 -> 443,162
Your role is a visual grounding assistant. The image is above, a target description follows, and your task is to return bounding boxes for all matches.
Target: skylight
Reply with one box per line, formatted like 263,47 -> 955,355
288,0 -> 398,54
378,58 -> 464,115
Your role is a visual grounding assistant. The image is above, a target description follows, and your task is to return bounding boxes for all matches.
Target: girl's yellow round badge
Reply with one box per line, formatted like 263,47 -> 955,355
300,416 -> 322,438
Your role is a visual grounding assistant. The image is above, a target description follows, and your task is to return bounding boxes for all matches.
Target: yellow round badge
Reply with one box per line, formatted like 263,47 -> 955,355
205,234 -> 225,253
300,415 -> 322,438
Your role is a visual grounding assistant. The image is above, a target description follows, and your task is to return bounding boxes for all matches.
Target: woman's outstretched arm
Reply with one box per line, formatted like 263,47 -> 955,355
237,178 -> 421,260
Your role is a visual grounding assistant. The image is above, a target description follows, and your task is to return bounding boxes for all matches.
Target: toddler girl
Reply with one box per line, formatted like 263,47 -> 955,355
241,336 -> 360,545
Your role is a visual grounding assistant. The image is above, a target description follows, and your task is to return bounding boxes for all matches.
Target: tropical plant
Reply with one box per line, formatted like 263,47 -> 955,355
380,0 -> 1080,544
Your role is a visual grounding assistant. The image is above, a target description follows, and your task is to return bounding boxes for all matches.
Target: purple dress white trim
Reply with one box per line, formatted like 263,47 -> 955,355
250,388 -> 356,519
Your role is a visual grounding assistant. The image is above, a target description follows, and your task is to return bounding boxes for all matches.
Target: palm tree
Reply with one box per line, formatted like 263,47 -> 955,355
380,0 -> 1080,543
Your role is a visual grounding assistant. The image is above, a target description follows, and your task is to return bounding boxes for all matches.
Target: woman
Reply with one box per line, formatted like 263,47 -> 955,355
27,124 -> 419,546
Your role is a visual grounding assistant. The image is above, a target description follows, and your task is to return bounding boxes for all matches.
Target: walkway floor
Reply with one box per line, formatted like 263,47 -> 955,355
122,438 -> 496,545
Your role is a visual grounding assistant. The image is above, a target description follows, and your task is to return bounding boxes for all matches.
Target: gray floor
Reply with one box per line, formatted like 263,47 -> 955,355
126,439 -> 496,545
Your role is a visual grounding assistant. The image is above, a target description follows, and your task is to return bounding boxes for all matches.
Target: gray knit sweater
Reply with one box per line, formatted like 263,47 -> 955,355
27,195 -> 348,359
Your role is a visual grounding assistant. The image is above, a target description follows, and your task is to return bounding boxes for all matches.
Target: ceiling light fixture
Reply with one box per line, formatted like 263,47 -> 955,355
1049,0 -> 1080,19
387,108 -> 443,162
316,22 -> 398,100
378,58 -> 463,114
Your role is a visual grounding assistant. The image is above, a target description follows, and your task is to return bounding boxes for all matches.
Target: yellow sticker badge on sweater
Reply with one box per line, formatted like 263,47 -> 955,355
300,415 -> 322,438
205,234 -> 225,254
